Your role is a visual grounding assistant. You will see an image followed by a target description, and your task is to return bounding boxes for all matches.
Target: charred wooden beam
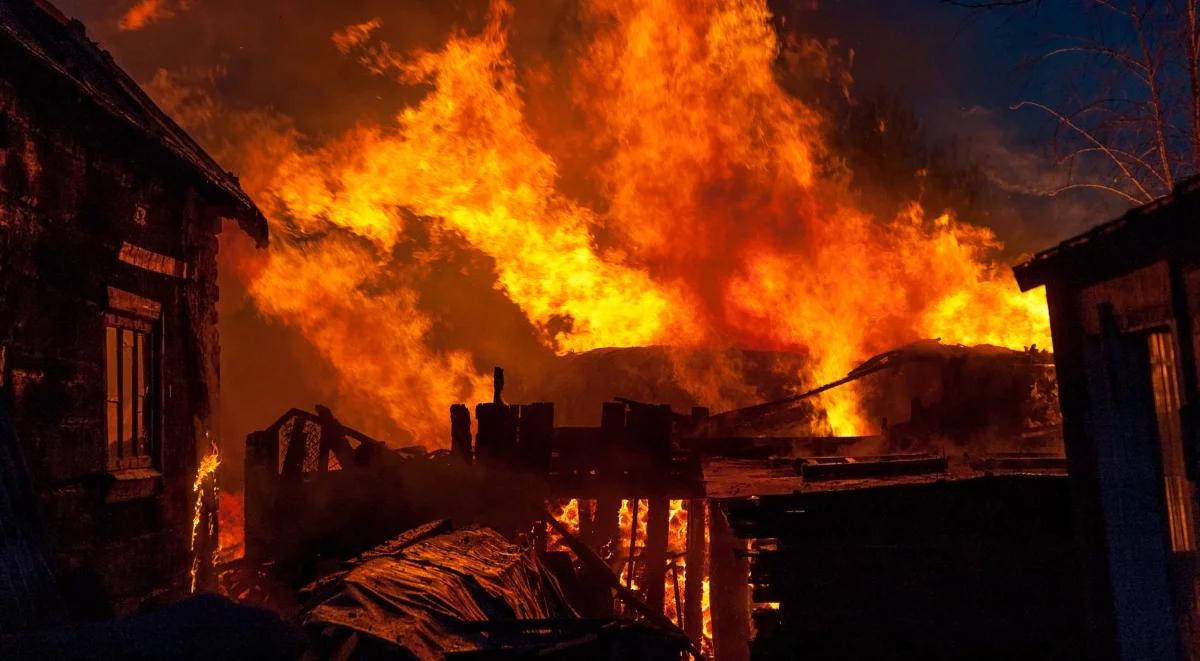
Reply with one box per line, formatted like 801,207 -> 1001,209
627,402 -> 672,478
450,403 -> 472,463
796,453 -> 948,481
600,401 -> 627,479
474,402 -> 515,466
683,499 -> 706,644
517,402 -> 554,474
315,405 -> 357,471
592,497 -> 620,573
710,504 -> 750,661
643,497 -> 671,614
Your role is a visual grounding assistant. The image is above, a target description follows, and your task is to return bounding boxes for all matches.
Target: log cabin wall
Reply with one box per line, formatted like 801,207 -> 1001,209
0,29 -> 226,615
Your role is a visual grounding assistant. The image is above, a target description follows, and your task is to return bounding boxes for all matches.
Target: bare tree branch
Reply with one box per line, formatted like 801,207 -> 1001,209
1184,0 -> 1200,169
1056,146 -> 1172,188
1041,46 -> 1150,84
1048,182 -> 1146,204
1129,0 -> 1176,184
1013,100 -> 1156,201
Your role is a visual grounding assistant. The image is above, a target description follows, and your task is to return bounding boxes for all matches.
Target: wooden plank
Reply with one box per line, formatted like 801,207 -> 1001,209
450,404 -> 471,462
684,499 -> 706,644
643,497 -> 670,614
118,241 -> 189,278
709,504 -> 750,661
106,286 -> 161,319
518,402 -> 553,474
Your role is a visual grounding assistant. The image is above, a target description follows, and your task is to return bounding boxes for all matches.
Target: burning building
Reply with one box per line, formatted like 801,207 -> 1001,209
0,0 -> 266,618
1015,176 -> 1200,660
0,0 -> 1158,658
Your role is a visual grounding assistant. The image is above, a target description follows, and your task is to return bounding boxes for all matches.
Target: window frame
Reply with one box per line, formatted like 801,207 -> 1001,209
103,309 -> 161,473
1146,327 -> 1199,553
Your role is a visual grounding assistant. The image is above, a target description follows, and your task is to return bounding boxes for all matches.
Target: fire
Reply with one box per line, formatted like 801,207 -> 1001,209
189,441 -> 220,593
551,498 -> 712,651
162,0 -> 1052,442
545,498 -> 580,550
217,491 -> 245,564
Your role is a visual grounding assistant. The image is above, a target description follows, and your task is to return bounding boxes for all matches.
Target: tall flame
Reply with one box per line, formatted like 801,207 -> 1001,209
207,0 -> 1049,442
189,441 -> 220,593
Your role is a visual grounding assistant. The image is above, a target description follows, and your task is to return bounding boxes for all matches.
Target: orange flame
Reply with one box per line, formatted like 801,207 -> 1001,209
200,0 -> 1050,443
217,491 -> 245,564
551,498 -> 712,651
189,442 -> 220,593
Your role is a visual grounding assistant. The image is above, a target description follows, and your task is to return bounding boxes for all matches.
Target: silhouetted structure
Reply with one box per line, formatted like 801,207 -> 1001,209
0,0 -> 265,616
1016,176 -> 1200,659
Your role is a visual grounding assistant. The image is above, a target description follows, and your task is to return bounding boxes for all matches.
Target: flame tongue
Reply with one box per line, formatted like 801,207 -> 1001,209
223,0 -> 1050,441
189,444 -> 220,593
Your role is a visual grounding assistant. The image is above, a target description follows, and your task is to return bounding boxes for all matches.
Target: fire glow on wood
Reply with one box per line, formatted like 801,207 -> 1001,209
548,497 -> 713,655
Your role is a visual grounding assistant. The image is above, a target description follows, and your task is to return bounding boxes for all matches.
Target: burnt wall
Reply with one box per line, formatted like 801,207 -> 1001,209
0,38 -> 224,616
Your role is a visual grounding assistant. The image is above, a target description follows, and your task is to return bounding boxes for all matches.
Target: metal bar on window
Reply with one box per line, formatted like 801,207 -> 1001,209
106,325 -> 119,468
116,328 -> 125,461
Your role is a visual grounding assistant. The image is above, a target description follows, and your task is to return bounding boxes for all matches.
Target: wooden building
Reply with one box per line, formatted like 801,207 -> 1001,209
0,0 -> 266,616
1015,177 -> 1200,660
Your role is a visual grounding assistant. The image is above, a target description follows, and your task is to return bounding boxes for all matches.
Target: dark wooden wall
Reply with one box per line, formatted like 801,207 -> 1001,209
0,40 -> 224,616
1046,257 -> 1200,660
726,476 -> 1082,661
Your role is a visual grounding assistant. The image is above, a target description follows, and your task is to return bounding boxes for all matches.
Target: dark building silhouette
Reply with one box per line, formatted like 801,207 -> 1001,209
1016,177 -> 1200,660
0,0 -> 265,617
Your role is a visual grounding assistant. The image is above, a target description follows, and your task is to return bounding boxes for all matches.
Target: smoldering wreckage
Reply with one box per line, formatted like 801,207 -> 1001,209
3,0 -> 1200,659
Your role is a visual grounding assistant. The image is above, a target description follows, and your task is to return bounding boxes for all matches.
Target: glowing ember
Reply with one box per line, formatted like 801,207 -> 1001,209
545,498 -> 580,550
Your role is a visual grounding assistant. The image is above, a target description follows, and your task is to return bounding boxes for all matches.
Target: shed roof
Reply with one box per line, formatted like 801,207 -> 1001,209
0,0 -> 268,245
1014,176 -> 1200,292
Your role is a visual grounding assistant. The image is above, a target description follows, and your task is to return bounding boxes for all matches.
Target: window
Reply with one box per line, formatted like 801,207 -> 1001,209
105,313 -> 157,471
1147,331 -> 1197,552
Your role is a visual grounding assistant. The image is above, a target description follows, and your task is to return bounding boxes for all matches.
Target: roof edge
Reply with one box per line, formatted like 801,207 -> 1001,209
1013,176 -> 1200,291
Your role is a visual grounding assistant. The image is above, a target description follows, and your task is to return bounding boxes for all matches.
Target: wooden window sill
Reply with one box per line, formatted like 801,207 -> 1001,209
104,468 -> 162,503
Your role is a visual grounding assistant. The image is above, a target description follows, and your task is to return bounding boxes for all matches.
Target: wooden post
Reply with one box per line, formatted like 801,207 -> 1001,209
578,498 -> 594,546
710,503 -> 751,661
280,416 -> 310,475
684,498 -> 707,644
450,403 -> 472,462
600,401 -> 626,479
626,498 -> 640,591
627,403 -> 672,477
592,496 -> 620,569
517,402 -> 554,474
644,497 -> 671,615
474,403 -> 501,464
243,429 -> 277,561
